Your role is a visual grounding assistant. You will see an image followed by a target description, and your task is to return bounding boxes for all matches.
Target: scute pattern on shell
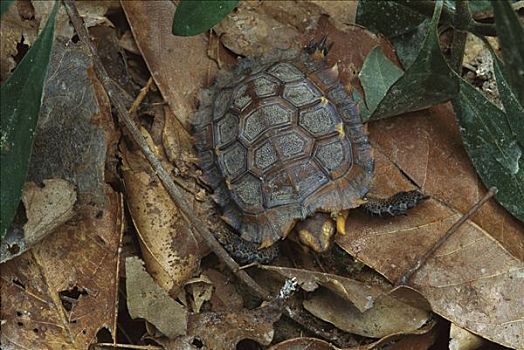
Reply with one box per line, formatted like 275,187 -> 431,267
193,49 -> 374,248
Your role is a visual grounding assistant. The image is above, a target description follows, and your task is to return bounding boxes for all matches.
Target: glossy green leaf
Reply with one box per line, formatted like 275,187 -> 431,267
1,0 -> 14,17
492,0 -> 524,105
365,0 -> 458,121
359,47 -> 404,115
0,2 -> 59,239
172,0 -> 238,36
453,71 -> 524,221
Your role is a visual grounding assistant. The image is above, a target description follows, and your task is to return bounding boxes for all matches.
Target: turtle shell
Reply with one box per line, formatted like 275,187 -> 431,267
193,49 -> 373,248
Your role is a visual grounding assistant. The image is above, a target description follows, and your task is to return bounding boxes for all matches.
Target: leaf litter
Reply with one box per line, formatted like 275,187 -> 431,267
1,1 -> 523,349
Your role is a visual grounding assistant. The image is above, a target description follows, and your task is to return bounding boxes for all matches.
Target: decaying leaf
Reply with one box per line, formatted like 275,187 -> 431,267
338,115 -> 524,349
204,268 -> 244,312
261,265 -> 397,313
126,256 -> 188,339
122,136 -> 201,296
122,1 -> 219,128
0,190 -> 123,349
21,180 -> 77,247
303,288 -> 429,339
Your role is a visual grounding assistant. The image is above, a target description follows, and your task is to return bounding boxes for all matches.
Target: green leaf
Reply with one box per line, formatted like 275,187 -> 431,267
359,47 -> 404,115
356,0 -> 425,38
0,2 -> 59,239
364,0 -> 458,121
172,0 -> 239,36
356,0 -> 427,67
452,74 -> 524,221
492,51 -> 524,145
492,0 -> 524,105
1,0 -> 15,17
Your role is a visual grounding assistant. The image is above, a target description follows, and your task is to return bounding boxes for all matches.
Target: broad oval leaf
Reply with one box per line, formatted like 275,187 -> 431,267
172,0 -> 239,37
359,47 -> 403,115
0,2 -> 59,239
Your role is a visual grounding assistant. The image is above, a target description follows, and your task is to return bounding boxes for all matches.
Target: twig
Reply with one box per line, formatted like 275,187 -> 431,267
63,0 -> 271,301
128,77 -> 153,114
449,0 -> 469,73
397,186 -> 498,286
95,343 -> 161,350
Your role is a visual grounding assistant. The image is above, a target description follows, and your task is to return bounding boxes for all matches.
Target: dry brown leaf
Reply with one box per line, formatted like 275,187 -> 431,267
183,300 -> 279,349
126,256 -> 188,339
269,337 -> 340,350
122,139 -> 201,296
204,268 -> 244,312
368,105 -> 524,259
21,180 -> 76,245
303,288 -> 429,338
213,1 -> 303,56
121,1 -> 219,129
185,275 -> 214,313
337,124 -> 524,348
0,189 -> 123,349
261,265 -> 395,313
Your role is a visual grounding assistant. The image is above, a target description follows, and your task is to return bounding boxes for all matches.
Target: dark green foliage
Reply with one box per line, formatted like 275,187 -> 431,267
172,0 -> 239,36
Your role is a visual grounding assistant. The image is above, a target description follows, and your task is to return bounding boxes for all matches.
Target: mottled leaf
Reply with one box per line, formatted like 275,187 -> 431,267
0,2 -> 58,239
172,0 -> 239,36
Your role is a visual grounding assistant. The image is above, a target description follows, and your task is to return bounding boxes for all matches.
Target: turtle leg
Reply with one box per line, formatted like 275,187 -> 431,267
218,228 -> 279,265
295,213 -> 335,253
362,190 -> 429,217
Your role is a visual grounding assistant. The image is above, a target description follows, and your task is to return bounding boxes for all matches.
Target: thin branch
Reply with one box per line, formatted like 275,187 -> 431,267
449,0 -> 469,72
63,0 -> 271,301
397,187 -> 498,286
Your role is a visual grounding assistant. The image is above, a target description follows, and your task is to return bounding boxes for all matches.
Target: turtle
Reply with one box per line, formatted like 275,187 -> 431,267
192,39 -> 428,264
